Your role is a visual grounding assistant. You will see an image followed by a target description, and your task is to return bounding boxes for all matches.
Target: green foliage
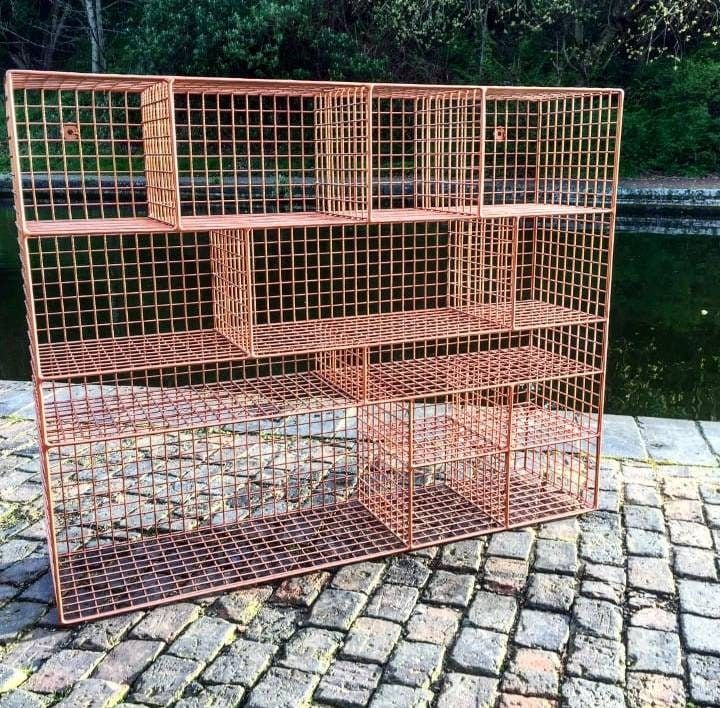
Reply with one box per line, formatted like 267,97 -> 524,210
622,49 -> 720,175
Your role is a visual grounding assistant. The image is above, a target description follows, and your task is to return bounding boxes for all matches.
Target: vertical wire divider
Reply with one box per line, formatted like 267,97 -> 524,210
504,382 -> 515,526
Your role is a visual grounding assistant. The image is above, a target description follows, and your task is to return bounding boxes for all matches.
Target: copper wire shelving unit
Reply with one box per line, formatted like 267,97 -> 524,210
6,71 -> 623,623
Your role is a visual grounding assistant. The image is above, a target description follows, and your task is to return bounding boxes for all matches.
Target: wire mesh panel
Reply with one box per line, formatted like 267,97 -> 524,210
7,71 -> 622,623
484,89 -> 621,210
6,72 -> 177,233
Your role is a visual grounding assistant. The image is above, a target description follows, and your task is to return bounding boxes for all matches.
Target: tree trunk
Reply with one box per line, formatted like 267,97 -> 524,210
83,0 -> 105,72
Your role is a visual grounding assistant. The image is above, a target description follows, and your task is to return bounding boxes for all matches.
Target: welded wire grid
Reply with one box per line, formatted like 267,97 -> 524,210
6,71 -> 621,622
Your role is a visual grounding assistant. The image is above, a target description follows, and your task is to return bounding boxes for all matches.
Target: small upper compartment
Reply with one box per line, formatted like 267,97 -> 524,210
173,77 -> 369,228
483,87 -> 622,213
7,71 -> 178,234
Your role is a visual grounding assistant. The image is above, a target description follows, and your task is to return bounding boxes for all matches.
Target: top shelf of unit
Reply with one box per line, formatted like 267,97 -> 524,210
20,205 -> 612,236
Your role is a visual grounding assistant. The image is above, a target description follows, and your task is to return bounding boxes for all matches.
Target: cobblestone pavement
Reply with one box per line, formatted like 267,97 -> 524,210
2,381 -> 720,707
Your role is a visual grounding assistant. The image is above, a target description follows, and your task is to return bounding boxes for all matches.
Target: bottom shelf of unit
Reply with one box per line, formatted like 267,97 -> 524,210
56,502 -> 406,623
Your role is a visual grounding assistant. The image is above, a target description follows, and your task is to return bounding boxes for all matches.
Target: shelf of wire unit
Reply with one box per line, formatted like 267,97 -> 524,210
39,325 -> 603,446
40,356 -> 357,445
55,501 -> 406,623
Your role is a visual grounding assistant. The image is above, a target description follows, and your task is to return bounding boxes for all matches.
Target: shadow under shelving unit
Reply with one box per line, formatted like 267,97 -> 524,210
6,69 -> 622,623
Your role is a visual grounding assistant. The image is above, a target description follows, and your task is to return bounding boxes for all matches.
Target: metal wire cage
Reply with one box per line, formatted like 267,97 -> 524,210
6,70 -> 622,623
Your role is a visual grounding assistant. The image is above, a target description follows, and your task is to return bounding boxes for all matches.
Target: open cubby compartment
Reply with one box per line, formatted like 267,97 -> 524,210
6,71 -> 178,233
483,87 -> 622,210
512,211 -> 612,328
510,373 -> 601,450
172,78 -> 369,224
38,352 -> 371,446
211,218 -> 515,357
509,436 -> 598,525
371,85 -> 483,218
25,230 -> 248,379
45,407 -> 409,623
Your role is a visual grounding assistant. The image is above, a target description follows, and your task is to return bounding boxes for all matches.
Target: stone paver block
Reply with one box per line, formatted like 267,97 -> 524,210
202,638 -> 277,687
701,480 -> 720,503
538,517 -> 579,542
562,677 -> 626,707
131,603 -> 200,642
0,690 -> 47,708
585,563 -> 626,586
623,504 -> 664,531
24,649 -> 102,693
331,562 -> 384,594
437,673 -> 498,708
627,627 -> 682,676
673,546 -> 718,579
0,667 -> 25,693
624,483 -> 662,507
567,634 -> 625,683
581,579 -> 623,604
440,540 -> 483,571
0,602 -> 46,644
573,598 -> 623,640
627,556 -> 675,594
131,655 -> 202,706
533,539 -> 578,574
678,579 -> 720,617
598,489 -> 620,512
3,628 -> 70,671
174,683 -> 244,708
423,570 -> 474,607
94,639 -> 164,685
688,653 -> 720,704
244,606 -> 300,643
626,673 -> 685,708
369,683 -> 433,708
315,660 -> 382,707
664,498 -> 703,522
668,519 -> 713,548
467,591 -> 518,632
526,573 -> 575,612
487,530 -> 534,560
664,476 -> 701,499
365,584 -> 419,623
168,615 -> 235,663
246,667 -> 319,708
278,627 -> 341,674
384,557 -> 431,587
0,540 -> 37,570
405,605 -> 460,646
55,679 -> 127,708
497,696 -> 556,708
681,613 -> 720,654
19,574 -> 52,603
700,420 -> 720,456
343,616 -> 402,663
639,417 -> 716,465
274,572 -> 329,607
308,588 -> 366,631
602,414 -> 647,459
483,557 -> 529,594
73,612 -> 143,652
515,610 -> 570,652
705,503 -> 720,529
451,627 -> 508,676
386,640 -> 445,688
626,528 -> 669,558
214,587 -> 273,622
501,649 -> 560,697
580,531 -> 624,566
630,606 -> 677,632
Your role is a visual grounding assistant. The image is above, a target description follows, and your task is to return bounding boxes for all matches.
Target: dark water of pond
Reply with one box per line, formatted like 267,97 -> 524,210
0,202 -> 718,420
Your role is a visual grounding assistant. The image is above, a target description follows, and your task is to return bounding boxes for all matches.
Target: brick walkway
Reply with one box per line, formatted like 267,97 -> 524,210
1,381 -> 720,707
